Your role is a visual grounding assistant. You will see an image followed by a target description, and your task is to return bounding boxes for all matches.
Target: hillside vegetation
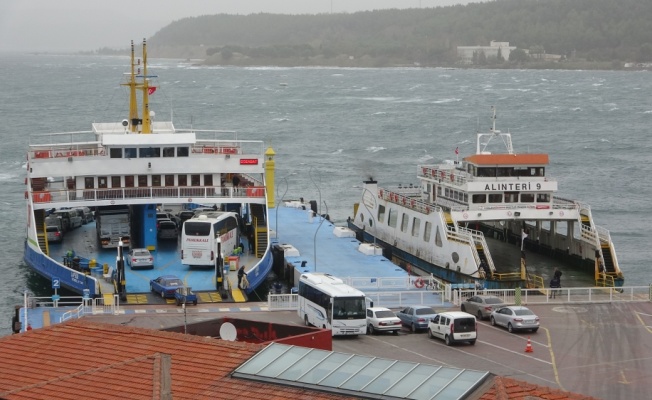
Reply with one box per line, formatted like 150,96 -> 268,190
102,0 -> 652,68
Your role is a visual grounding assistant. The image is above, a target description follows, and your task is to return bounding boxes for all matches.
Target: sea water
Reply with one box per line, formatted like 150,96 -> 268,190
1,54 -> 651,336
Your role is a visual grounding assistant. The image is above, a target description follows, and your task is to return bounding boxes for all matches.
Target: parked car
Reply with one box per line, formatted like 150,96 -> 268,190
157,220 -> 178,240
461,295 -> 506,320
397,305 -> 438,332
46,226 -> 63,243
76,206 -> 94,224
490,306 -> 540,333
127,248 -> 154,269
428,311 -> 477,346
366,307 -> 402,335
177,210 -> 195,224
150,275 -> 185,298
175,286 -> 198,306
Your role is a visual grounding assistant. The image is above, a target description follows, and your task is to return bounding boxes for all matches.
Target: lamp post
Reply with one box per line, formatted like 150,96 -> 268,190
275,173 -> 294,241
313,200 -> 329,272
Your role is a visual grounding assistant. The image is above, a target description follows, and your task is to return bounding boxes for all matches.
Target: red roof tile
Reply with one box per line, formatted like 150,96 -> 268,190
0,320 -> 350,400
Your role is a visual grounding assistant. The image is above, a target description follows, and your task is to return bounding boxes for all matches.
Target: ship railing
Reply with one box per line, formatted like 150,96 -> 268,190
28,185 -> 267,206
450,285 -> 651,306
379,187 -> 440,215
268,290 -> 448,311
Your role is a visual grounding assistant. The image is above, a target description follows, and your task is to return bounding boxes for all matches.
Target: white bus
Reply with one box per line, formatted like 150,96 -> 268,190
297,272 -> 368,336
181,212 -> 240,267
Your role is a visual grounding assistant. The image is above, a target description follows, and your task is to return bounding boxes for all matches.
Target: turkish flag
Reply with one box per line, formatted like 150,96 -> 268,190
454,147 -> 459,155
148,86 -> 157,95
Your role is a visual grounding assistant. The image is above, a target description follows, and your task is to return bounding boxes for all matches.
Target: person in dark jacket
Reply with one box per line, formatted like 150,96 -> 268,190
549,268 -> 562,298
237,265 -> 247,289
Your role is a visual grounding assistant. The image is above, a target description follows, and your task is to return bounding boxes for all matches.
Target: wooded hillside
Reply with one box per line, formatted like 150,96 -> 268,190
102,0 -> 652,68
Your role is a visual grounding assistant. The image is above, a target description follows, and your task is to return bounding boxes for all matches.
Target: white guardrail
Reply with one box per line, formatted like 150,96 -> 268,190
268,284 -> 652,311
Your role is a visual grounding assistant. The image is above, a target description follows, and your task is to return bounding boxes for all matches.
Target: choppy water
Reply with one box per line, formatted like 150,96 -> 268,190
1,54 -> 651,336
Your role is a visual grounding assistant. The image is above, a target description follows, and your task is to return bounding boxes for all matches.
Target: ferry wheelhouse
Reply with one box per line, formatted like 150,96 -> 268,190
24,40 -> 274,299
349,107 -> 624,289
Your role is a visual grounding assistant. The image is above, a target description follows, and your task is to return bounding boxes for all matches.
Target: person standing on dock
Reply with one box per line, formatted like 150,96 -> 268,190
237,265 -> 247,289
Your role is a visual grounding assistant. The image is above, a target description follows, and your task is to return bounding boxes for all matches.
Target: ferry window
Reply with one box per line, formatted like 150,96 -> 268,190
125,175 -> 134,188
537,193 -> 550,202
178,175 -> 187,186
191,175 -> 201,186
521,193 -> 535,202
152,175 -> 161,187
424,221 -> 432,242
139,147 -> 160,158
388,209 -> 397,228
98,176 -> 108,189
435,226 -> 442,247
368,219 -> 373,228
437,186 -> 442,196
138,175 -> 148,187
177,147 -> 189,157
538,167 -> 545,176
505,192 -> 519,203
165,175 -> 174,187
463,193 -> 468,202
162,147 -> 175,157
84,177 -> 94,189
400,214 -> 408,232
444,188 -> 450,198
109,148 -> 122,158
204,174 -> 213,186
411,217 -> 420,237
472,194 -> 486,203
377,205 -> 386,223
488,193 -> 502,203
111,176 -> 121,188
496,168 -> 509,177
125,148 -> 137,158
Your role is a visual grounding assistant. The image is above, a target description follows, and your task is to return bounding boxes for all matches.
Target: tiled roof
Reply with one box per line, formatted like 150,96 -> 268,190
479,377 -> 600,400
0,319 -> 350,400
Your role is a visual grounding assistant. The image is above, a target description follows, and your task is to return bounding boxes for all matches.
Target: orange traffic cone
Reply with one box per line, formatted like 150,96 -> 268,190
525,336 -> 533,353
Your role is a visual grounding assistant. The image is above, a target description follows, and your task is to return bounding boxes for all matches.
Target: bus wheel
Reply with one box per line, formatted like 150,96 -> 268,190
304,315 -> 309,326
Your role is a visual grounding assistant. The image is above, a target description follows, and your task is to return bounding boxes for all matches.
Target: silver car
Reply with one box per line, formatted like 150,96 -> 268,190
127,248 -> 154,269
490,306 -> 540,333
366,307 -> 402,335
461,295 -> 505,320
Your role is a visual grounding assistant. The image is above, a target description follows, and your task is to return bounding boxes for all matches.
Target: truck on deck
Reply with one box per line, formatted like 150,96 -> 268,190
96,206 -> 131,249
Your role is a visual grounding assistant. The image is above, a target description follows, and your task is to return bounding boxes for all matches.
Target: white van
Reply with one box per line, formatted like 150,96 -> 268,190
427,311 -> 477,346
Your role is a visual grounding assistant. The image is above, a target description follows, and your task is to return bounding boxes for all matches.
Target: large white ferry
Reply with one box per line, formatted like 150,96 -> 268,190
23,40 -> 274,301
348,107 -> 624,289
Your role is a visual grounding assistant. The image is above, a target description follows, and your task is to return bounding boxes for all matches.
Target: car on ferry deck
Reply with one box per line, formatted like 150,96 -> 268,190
127,248 -> 154,269
46,226 -> 64,243
157,220 -> 178,240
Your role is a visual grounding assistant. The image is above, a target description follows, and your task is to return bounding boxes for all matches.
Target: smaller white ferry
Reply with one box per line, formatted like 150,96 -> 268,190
348,107 -> 624,289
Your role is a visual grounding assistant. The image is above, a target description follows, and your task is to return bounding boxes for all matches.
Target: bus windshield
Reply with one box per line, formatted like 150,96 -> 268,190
332,297 -> 366,320
184,221 -> 211,236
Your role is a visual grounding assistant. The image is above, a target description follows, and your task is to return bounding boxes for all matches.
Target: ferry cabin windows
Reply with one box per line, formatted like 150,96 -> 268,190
138,175 -> 147,187
98,177 -> 108,189
125,176 -> 134,187
152,175 -> 161,187
411,218 -> 420,237
472,194 -> 486,204
377,205 -> 386,223
476,166 -> 545,177
111,176 -> 121,188
424,221 -> 432,242
521,193 -> 535,203
537,193 -> 550,202
400,214 -> 408,233
110,146 -> 189,159
387,209 -> 398,228
178,175 -> 187,187
165,175 -> 174,187
139,147 -> 160,158
204,175 -> 213,186
191,175 -> 201,187
488,193 -> 502,203
85,177 -> 94,189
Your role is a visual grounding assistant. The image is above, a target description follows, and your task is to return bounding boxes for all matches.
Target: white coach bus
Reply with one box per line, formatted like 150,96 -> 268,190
297,272 -> 368,336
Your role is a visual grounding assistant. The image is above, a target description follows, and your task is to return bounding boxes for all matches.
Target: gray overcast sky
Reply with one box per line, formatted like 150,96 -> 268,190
0,0 -> 474,52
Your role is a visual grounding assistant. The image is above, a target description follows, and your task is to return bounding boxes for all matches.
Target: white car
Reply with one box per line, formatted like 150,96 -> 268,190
490,306 -> 540,333
126,248 -> 154,269
366,307 -> 402,335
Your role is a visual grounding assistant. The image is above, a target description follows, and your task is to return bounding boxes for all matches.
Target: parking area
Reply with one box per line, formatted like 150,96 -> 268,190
86,301 -> 652,399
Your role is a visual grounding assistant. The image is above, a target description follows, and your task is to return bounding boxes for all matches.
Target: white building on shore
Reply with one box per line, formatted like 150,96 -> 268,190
457,41 -> 517,64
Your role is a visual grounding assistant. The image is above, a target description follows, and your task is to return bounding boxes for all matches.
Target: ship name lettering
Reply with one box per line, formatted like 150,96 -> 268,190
484,183 -> 532,191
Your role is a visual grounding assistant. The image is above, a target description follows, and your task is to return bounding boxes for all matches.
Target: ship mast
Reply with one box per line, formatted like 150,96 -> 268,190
140,38 -> 152,134
125,40 -> 139,133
